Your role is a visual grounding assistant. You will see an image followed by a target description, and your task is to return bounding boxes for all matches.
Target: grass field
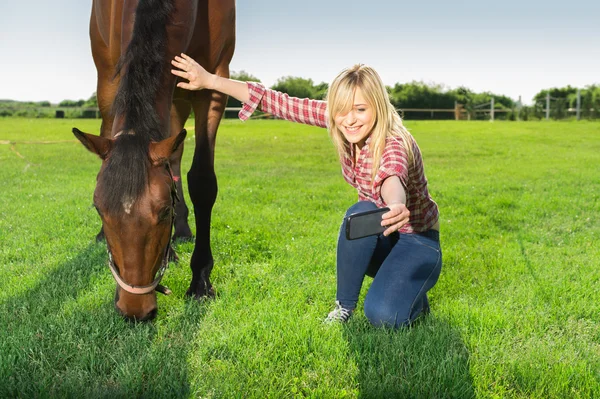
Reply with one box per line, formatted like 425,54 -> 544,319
1,118 -> 599,398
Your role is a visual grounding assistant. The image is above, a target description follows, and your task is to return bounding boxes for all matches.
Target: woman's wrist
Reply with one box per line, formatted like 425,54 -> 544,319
207,74 -> 220,91
211,77 -> 250,103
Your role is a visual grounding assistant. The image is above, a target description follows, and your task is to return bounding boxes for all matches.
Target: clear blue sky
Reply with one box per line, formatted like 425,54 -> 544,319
1,0 -> 598,105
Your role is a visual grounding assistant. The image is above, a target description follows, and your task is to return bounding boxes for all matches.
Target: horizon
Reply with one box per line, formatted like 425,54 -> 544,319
1,79 -> 595,107
1,0 -> 598,106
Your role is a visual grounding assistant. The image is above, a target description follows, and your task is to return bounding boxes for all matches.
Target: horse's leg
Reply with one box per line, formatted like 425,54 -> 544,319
169,98 -> 194,242
93,72 -> 118,243
90,1 -> 121,242
186,88 -> 228,298
182,0 -> 234,298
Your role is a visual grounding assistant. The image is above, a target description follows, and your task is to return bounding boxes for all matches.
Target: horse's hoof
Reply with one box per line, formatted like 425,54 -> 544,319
172,234 -> 195,243
173,225 -> 194,242
168,247 -> 179,263
185,284 -> 215,300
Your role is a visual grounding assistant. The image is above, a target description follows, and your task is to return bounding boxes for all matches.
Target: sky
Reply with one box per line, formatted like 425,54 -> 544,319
1,0 -> 598,105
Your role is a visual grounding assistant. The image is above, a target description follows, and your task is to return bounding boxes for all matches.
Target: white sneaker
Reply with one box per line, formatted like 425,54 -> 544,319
325,301 -> 354,323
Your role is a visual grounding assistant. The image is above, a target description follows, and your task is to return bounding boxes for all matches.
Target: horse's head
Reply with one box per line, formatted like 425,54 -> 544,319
73,127 -> 186,321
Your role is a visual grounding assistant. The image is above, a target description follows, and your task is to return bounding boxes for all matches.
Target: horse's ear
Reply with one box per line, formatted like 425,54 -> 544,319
149,129 -> 187,166
72,128 -> 113,160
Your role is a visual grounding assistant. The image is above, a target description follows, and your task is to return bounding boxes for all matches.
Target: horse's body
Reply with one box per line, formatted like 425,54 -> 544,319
73,0 -> 235,320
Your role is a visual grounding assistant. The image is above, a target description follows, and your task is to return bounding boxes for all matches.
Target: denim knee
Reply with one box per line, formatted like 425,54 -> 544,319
363,297 -> 410,328
364,298 -> 408,327
345,201 -> 378,218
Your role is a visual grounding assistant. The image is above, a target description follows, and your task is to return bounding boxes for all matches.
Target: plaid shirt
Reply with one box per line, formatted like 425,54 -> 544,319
240,82 -> 439,233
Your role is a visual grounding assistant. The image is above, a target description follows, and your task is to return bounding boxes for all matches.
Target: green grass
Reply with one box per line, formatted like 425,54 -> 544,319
1,118 -> 599,398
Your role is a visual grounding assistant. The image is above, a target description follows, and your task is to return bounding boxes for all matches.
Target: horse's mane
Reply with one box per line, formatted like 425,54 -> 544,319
101,0 -> 174,215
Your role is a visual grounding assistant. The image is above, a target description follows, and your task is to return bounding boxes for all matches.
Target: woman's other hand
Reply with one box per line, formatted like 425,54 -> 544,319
171,53 -> 216,91
381,203 -> 410,236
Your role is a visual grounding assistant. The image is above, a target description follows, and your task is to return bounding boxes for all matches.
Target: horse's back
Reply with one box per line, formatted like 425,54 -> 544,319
91,0 -> 236,123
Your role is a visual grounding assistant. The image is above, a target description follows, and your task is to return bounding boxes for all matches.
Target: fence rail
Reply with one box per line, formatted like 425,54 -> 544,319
1,104 -> 597,121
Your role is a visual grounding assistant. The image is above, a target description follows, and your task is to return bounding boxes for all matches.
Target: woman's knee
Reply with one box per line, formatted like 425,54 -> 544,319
363,296 -> 411,328
345,201 -> 378,217
338,201 -> 380,250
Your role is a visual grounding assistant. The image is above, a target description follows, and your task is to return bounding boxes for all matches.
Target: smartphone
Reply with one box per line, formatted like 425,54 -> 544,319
345,207 -> 390,240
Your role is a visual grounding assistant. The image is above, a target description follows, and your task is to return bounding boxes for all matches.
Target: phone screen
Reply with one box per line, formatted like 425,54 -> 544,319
345,207 -> 389,240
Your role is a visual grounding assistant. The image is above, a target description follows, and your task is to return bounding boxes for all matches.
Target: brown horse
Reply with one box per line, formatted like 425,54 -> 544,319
73,0 -> 235,321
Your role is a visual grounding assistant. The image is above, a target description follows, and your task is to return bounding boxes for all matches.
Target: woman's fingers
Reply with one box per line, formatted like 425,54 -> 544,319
171,59 -> 185,69
171,54 -> 206,91
383,220 -> 405,236
172,55 -> 196,71
177,82 -> 193,90
173,55 -> 188,65
381,207 -> 410,236
381,212 -> 408,227
171,69 -> 187,78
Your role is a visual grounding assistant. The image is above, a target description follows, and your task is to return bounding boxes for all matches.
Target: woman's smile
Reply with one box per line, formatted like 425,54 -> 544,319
334,87 -> 374,147
344,125 -> 362,134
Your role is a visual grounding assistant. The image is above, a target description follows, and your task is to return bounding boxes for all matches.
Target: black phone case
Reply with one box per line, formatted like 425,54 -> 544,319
345,207 -> 390,240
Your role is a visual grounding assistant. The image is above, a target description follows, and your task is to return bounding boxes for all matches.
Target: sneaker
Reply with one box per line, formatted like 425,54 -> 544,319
325,301 -> 354,323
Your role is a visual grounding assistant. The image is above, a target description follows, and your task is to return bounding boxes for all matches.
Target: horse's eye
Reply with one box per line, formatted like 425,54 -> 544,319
158,206 -> 172,222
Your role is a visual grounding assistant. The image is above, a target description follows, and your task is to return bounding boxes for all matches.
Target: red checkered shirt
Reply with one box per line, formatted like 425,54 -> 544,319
240,82 -> 439,233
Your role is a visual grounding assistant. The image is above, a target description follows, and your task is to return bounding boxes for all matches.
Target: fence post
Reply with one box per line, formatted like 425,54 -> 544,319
576,89 -> 581,121
517,95 -> 522,121
490,97 -> 494,122
546,93 -> 550,120
454,101 -> 460,121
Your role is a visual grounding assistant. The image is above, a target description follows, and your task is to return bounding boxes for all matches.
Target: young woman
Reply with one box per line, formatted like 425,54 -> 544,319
171,54 -> 441,328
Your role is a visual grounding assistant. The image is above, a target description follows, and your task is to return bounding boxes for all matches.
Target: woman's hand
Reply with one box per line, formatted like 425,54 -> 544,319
381,203 -> 410,236
171,53 -> 216,91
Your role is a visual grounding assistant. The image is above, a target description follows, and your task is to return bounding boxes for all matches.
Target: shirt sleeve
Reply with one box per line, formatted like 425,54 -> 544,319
239,82 -> 267,121
238,82 -> 328,128
372,138 -> 410,203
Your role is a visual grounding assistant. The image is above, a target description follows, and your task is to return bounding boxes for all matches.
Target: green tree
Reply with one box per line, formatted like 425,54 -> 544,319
389,81 -> 459,120
231,70 -> 261,83
59,99 -> 85,107
313,82 -> 329,100
568,85 -> 600,119
391,81 -> 455,109
271,76 -> 316,99
453,86 -> 476,120
83,93 -> 98,108
532,86 -> 578,119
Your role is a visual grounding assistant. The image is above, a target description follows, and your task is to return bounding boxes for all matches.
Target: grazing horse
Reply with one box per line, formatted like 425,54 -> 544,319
73,0 -> 235,321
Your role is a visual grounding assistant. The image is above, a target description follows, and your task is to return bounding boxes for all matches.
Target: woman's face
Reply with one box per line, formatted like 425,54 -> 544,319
334,87 -> 375,148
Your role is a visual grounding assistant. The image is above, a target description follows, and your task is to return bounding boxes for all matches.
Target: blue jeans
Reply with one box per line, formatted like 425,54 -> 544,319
336,201 -> 442,328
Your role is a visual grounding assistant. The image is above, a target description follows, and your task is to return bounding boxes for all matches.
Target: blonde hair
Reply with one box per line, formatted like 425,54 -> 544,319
326,64 -> 414,183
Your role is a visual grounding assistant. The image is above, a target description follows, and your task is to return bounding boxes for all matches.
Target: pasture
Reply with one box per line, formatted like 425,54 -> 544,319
1,118 -> 599,398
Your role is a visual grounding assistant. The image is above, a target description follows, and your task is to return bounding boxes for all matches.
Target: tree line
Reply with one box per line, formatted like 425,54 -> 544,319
2,73 -> 599,120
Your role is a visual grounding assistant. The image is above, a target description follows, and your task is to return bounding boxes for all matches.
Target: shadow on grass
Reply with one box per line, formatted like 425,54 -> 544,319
343,315 -> 474,398
0,241 -> 209,398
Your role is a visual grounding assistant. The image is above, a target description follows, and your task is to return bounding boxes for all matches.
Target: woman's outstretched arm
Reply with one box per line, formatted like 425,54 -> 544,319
171,53 -> 249,103
172,53 -> 327,127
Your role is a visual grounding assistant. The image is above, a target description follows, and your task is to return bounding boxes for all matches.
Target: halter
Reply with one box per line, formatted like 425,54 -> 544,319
106,162 -> 178,296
